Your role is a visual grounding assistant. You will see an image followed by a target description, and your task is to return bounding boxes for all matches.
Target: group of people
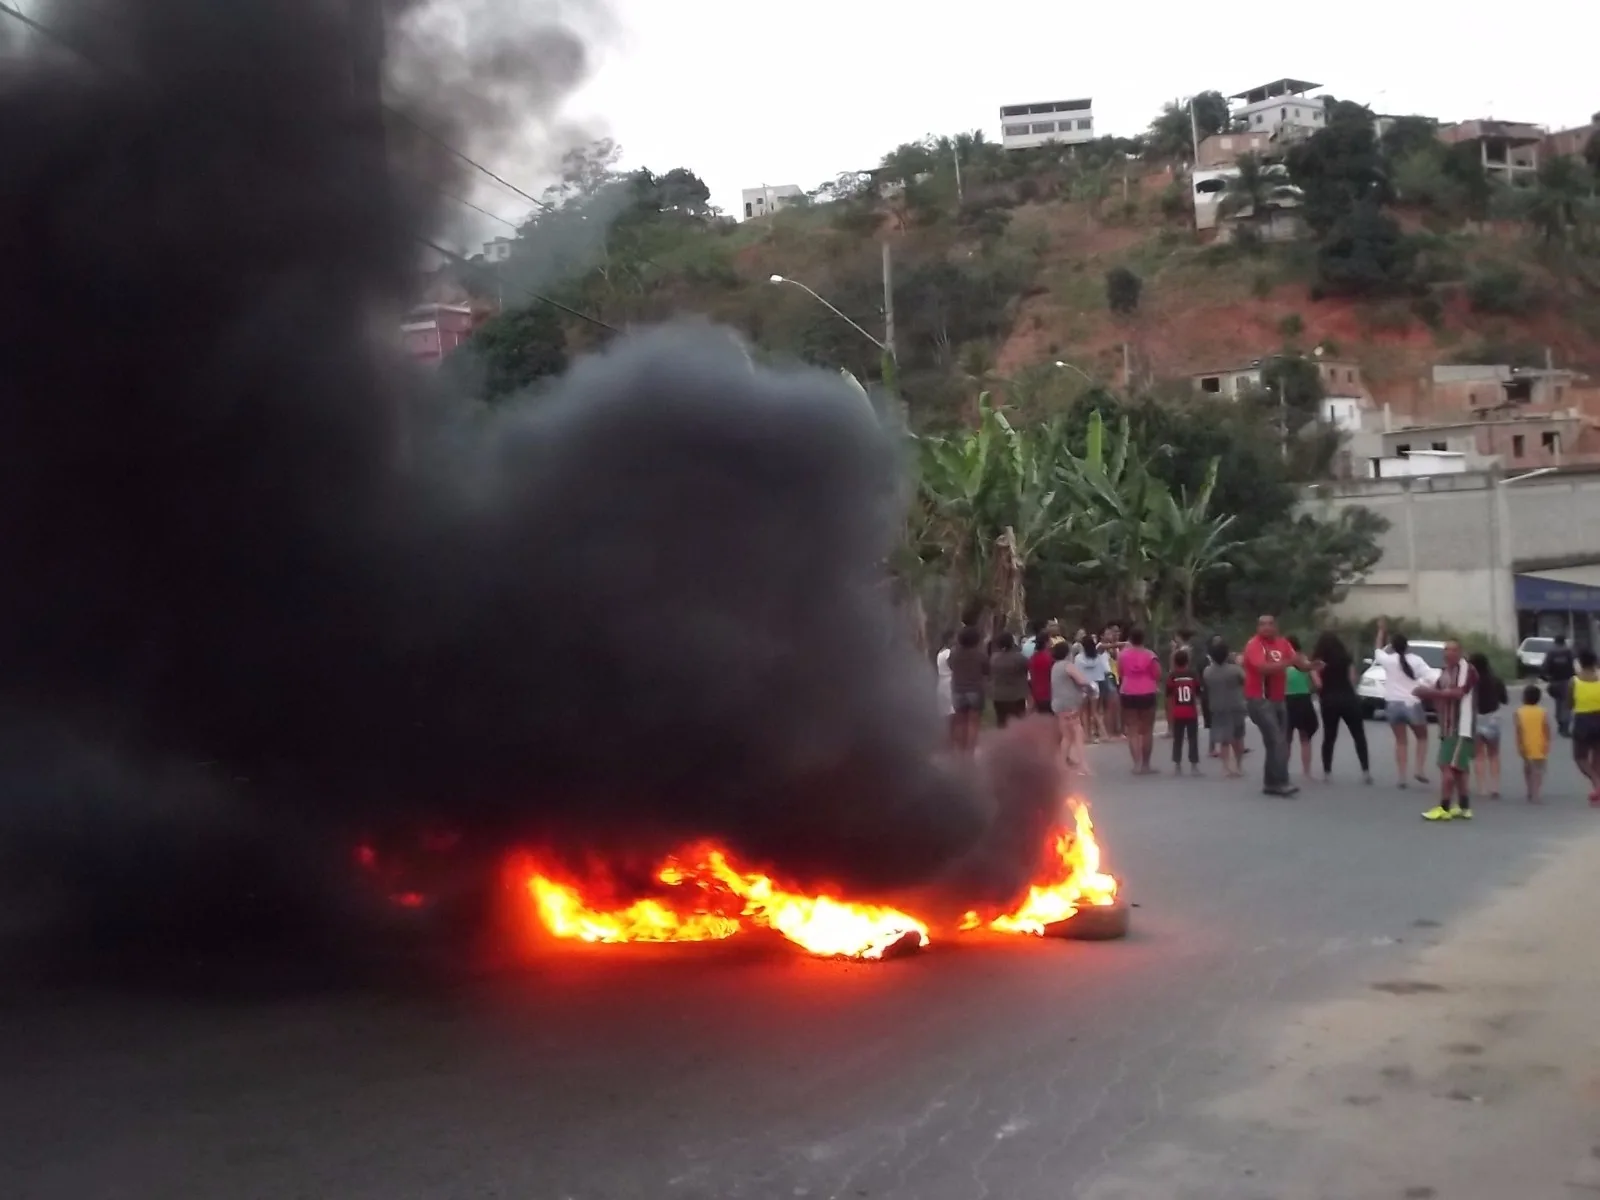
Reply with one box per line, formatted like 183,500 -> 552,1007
934,612 -> 1600,820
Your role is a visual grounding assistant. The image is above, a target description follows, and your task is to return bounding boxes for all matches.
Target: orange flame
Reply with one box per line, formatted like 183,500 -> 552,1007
961,801 -> 1117,935
528,844 -> 928,960
524,799 -> 1114,959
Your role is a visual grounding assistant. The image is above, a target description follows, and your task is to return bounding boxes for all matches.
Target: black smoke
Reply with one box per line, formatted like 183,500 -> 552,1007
0,0 -> 1058,970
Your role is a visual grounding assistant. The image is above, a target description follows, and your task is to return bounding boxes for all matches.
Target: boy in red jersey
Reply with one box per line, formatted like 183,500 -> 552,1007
1167,649 -> 1202,775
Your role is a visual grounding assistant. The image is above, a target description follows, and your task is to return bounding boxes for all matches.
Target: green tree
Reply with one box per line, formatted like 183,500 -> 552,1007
1147,91 -> 1229,160
440,302 -> 567,403
1379,115 -> 1441,163
1105,265 -> 1142,314
1286,101 -> 1393,233
1312,203 -> 1415,297
1520,154 -> 1597,248
1228,508 -> 1388,619
1149,458 -> 1240,625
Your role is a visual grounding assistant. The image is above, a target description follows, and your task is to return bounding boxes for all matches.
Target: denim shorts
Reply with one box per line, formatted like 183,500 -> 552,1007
1384,699 -> 1424,726
1474,714 -> 1500,745
952,690 -> 985,714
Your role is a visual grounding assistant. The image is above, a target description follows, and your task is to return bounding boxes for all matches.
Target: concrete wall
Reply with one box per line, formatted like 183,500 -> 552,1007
1304,470 -> 1600,643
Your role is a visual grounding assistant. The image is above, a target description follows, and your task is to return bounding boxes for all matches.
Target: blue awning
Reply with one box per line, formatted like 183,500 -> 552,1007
1515,575 -> 1600,613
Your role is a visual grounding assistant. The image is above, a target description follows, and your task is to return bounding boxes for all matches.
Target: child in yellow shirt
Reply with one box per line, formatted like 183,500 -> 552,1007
1515,684 -> 1551,803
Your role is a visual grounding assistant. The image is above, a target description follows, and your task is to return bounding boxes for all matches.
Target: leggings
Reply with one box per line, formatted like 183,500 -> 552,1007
1319,692 -> 1370,773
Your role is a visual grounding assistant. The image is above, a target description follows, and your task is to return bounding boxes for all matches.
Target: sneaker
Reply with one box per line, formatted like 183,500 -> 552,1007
1421,805 -> 1455,821
1456,808 -> 1473,821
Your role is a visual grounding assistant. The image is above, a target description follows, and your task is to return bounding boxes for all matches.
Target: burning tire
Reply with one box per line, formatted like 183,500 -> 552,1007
1044,900 -> 1130,941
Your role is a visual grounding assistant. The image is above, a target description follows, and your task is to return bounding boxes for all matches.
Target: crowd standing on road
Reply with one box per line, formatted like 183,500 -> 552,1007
934,610 -> 1599,817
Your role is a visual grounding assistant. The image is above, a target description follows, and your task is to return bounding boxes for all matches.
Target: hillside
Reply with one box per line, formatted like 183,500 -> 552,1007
439,115 -> 1600,434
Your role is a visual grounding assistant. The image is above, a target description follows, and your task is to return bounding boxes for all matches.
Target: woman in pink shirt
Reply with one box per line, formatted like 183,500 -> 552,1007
1116,627 -> 1163,774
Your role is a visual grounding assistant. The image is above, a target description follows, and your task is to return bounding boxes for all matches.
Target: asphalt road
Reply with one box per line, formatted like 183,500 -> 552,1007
4,719 -> 1596,1200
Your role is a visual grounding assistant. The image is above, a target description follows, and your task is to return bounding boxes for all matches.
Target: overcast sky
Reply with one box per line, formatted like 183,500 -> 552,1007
546,0 -> 1596,218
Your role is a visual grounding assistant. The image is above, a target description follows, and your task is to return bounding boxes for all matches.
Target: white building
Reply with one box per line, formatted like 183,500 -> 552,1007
482,236 -> 514,264
999,98 -> 1094,151
1230,78 -> 1326,142
740,184 -> 803,221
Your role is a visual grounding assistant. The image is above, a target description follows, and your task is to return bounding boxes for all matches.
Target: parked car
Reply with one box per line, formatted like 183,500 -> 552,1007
1358,640 -> 1447,721
1517,636 -> 1556,679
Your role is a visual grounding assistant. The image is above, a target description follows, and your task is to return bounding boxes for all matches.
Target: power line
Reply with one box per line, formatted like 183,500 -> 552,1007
384,105 -> 556,214
419,237 -> 616,333
432,185 -> 519,230
0,1 -> 615,334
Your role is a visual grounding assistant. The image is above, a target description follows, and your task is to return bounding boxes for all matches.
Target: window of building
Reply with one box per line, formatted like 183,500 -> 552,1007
1254,113 -> 1264,126
1513,434 -> 1526,457
1396,443 -> 1412,458
1077,119 -> 1091,130
1543,431 -> 1561,453
744,202 -> 752,218
1506,378 -> 1533,403
1431,441 -> 1448,452
1199,376 -> 1222,394
1004,124 -> 1029,137
1281,107 -> 1288,119
1556,385 -> 1566,404
1031,123 -> 1056,135
1294,108 -> 1301,117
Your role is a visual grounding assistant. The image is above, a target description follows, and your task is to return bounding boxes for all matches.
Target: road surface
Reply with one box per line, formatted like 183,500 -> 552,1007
5,721 -> 1600,1199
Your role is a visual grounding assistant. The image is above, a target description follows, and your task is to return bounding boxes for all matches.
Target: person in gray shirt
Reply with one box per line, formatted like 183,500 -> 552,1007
1203,640 -> 1247,778
1051,641 -> 1093,773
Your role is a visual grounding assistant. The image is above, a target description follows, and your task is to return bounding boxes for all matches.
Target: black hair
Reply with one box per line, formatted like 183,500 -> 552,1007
1173,648 -> 1190,669
1469,652 -> 1498,710
1556,634 -> 1568,645
1127,627 -> 1145,647
1176,627 -> 1195,642
1051,640 -> 1071,662
994,632 -> 1015,652
1312,630 -> 1348,667
957,625 -> 981,649
1523,683 -> 1543,705
1580,648 -> 1598,671
1390,632 -> 1417,681
1079,633 -> 1100,659
1208,640 -> 1229,666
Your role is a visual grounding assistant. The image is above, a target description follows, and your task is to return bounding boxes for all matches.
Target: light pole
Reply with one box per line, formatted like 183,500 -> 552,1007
1052,359 -> 1097,388
1492,466 -> 1557,646
769,273 -> 889,355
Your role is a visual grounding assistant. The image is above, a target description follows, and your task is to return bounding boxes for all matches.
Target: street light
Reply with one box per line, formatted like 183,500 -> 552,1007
1492,466 -> 1558,646
769,274 -> 887,352
1053,360 -> 1097,387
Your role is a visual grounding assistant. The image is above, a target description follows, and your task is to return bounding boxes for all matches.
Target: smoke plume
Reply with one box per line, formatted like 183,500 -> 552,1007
0,0 -> 1057,969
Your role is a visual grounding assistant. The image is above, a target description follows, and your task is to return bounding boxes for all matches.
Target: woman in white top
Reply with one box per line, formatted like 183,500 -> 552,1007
1074,635 -> 1111,743
1374,618 -> 1438,787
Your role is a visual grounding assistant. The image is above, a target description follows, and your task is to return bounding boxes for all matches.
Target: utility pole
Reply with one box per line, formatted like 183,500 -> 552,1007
881,241 -> 899,391
952,141 -> 965,206
1188,95 -> 1202,164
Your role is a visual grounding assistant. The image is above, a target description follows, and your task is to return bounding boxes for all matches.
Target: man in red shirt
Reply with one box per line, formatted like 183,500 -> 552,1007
1243,613 -> 1314,797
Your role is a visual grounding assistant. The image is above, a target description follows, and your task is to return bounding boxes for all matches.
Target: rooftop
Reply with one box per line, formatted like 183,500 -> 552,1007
1000,98 -> 1092,117
1231,78 -> 1321,102
1440,118 -> 1545,143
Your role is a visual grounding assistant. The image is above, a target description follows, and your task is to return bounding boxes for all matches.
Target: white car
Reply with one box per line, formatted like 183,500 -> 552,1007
1517,636 -> 1555,679
1358,640 -> 1447,720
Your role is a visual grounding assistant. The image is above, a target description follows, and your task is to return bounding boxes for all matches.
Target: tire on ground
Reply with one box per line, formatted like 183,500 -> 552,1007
1044,901 -> 1130,941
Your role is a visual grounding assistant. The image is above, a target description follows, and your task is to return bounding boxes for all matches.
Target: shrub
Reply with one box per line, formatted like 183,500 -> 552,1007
1313,205 -> 1416,297
1467,265 -> 1534,316
1105,266 -> 1143,314
1364,301 -> 1413,334
1279,313 -> 1304,338
1410,293 -> 1445,329
1158,180 -> 1188,220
